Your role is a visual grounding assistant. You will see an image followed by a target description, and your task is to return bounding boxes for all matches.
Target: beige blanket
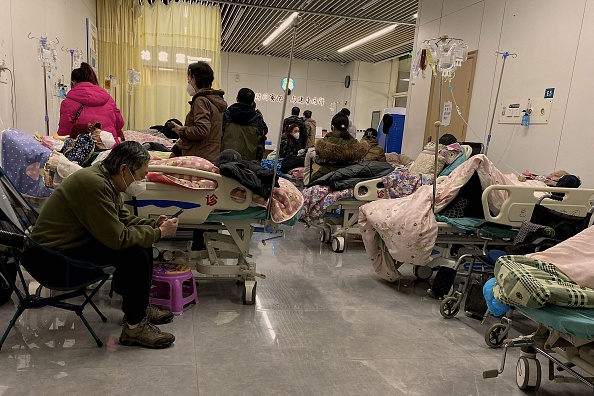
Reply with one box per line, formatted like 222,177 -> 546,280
359,155 -> 546,281
528,225 -> 594,290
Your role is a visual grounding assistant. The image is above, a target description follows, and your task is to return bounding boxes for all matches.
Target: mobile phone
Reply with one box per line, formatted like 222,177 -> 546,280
170,209 -> 184,218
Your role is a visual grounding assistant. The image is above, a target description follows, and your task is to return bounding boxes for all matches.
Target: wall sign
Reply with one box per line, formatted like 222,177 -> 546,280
544,88 -> 555,98
253,93 -> 326,106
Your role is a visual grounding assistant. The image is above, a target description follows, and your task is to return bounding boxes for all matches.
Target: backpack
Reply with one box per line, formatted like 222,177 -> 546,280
61,133 -> 95,166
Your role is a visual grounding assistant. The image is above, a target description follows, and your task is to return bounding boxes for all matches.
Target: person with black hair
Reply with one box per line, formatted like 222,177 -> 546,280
438,133 -> 458,145
221,88 -> 268,160
30,142 -> 179,349
362,128 -> 386,162
340,107 -> 357,138
57,62 -> 125,143
170,61 -> 227,163
310,113 -> 369,183
283,106 -> 307,150
279,124 -> 300,158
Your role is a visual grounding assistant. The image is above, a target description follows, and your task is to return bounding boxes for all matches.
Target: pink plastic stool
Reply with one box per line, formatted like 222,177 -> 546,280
150,263 -> 198,315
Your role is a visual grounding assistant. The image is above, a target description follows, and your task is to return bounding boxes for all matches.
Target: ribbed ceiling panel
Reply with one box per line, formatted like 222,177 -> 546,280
147,0 -> 418,63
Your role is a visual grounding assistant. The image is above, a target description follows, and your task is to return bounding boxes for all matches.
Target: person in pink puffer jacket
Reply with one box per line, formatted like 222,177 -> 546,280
57,63 -> 125,143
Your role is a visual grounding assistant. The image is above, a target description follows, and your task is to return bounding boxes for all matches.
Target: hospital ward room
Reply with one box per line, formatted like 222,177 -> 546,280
1,0 -> 594,394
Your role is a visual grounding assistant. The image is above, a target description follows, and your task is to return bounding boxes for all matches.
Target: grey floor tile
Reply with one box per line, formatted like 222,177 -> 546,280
0,226 -> 589,395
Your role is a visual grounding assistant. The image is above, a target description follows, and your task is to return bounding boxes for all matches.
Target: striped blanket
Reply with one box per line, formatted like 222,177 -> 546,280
494,255 -> 594,308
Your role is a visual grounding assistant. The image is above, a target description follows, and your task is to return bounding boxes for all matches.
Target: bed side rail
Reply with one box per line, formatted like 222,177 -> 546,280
482,185 -> 594,228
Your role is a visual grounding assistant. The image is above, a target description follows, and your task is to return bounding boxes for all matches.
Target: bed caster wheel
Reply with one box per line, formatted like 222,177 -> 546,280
485,323 -> 509,348
331,236 -> 345,253
516,357 -> 541,390
439,296 -> 460,318
413,265 -> 433,280
242,280 -> 257,305
320,229 -> 331,243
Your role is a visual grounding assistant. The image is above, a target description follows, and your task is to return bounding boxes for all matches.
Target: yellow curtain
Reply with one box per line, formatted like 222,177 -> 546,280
97,0 -> 222,130
135,2 -> 222,129
97,0 -> 138,130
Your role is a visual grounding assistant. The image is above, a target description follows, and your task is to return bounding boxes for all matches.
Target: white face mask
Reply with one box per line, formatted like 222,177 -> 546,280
187,83 -> 197,97
123,168 -> 146,197
292,132 -> 300,140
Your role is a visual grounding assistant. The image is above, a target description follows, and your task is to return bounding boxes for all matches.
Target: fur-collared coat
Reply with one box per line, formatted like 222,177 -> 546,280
310,132 -> 368,183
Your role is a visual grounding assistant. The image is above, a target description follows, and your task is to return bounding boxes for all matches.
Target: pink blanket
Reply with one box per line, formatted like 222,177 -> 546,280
527,226 -> 594,290
359,155 -> 546,281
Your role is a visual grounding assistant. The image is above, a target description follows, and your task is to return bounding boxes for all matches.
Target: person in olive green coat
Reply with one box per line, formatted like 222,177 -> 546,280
31,142 -> 179,349
310,113 -> 369,183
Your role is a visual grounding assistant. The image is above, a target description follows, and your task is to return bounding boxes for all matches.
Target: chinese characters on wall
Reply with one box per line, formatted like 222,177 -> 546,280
254,93 -> 326,106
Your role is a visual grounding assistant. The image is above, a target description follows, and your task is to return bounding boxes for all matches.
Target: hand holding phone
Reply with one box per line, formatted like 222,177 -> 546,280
170,209 -> 184,218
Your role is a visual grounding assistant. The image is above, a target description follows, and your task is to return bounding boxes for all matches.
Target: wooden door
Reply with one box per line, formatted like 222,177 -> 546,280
423,50 -> 478,147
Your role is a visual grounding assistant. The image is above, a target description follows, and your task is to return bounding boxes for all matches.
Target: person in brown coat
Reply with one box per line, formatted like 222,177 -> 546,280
303,110 -> 317,149
171,62 -> 227,163
362,128 -> 386,162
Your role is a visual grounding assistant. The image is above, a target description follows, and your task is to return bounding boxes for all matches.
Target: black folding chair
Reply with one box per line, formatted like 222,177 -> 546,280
0,167 -> 111,350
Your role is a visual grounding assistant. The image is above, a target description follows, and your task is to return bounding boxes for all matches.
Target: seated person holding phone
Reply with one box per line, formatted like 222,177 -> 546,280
31,142 -> 180,349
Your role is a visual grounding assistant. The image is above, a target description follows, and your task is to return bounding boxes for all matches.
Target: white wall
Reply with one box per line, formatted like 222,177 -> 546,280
349,61 -> 393,133
0,0 -> 96,134
406,0 -> 594,187
220,52 -> 351,146
220,52 -> 394,146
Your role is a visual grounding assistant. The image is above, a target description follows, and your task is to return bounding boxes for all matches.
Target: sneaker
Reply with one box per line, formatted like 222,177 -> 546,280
147,304 -> 174,325
119,318 -> 175,349
123,305 -> 174,326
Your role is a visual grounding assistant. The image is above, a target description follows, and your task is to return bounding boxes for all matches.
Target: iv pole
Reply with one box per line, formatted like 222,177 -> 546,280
29,33 -> 59,136
266,15 -> 300,225
484,51 -> 516,156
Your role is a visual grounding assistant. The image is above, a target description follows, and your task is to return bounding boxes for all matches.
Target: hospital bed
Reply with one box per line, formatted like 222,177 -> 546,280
125,165 -> 298,305
378,184 -> 594,281
317,145 -> 474,254
483,306 -> 594,391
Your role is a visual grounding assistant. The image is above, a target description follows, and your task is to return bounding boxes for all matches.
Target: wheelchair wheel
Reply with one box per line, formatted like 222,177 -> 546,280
485,323 -> 509,348
439,296 -> 460,318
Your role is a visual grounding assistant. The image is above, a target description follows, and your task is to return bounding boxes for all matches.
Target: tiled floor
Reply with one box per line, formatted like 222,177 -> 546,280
0,226 -> 589,395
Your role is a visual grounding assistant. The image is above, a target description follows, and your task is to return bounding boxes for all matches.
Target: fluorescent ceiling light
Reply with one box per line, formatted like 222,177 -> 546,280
158,67 -> 174,71
300,20 -> 345,49
222,7 -> 245,42
337,24 -> 398,53
262,12 -> 299,46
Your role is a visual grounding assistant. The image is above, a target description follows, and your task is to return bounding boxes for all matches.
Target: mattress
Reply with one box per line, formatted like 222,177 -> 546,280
519,305 -> 594,340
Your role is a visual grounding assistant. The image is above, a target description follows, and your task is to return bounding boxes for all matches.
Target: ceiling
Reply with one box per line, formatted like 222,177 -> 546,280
150,0 -> 418,63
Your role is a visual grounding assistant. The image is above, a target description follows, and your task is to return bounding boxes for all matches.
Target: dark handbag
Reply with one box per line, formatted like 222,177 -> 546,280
61,133 -> 95,166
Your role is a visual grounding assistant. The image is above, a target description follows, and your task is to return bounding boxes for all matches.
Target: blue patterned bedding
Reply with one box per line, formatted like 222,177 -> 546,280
1,129 -> 53,198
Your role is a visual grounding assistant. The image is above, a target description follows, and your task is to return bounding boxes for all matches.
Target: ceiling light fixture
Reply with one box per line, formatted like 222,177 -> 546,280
262,12 -> 299,46
337,24 -> 398,53
413,13 -> 418,19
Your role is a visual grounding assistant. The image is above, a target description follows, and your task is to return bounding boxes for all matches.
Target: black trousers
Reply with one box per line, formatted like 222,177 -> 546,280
62,240 -> 153,325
